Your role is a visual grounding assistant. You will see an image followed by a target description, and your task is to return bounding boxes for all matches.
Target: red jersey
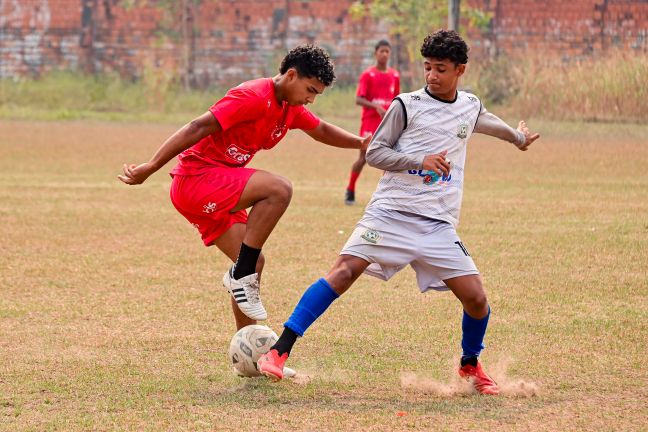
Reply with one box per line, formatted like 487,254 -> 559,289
356,66 -> 400,133
171,78 -> 320,176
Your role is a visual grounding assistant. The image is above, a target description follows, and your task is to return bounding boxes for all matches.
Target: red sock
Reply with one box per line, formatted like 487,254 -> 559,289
347,171 -> 360,192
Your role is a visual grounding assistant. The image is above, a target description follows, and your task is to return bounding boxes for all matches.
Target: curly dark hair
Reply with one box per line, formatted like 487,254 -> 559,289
279,44 -> 336,87
420,30 -> 469,65
375,39 -> 391,52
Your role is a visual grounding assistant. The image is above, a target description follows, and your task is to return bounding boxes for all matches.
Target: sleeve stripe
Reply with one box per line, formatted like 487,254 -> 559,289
471,99 -> 482,133
394,96 -> 407,130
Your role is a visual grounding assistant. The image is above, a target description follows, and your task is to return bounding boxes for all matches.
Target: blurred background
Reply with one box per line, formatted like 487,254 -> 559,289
1,0 -> 647,122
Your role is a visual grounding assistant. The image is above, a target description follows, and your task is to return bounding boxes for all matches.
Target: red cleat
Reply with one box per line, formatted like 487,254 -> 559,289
257,349 -> 288,382
458,361 -> 500,395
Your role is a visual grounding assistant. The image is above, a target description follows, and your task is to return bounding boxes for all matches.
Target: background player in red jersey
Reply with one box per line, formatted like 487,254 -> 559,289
345,40 -> 400,205
118,45 -> 370,331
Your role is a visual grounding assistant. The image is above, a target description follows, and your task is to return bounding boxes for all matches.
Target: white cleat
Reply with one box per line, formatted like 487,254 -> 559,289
222,269 -> 267,321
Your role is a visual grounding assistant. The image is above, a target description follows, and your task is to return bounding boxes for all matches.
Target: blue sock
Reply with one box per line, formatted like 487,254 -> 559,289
461,306 -> 491,358
284,278 -> 339,336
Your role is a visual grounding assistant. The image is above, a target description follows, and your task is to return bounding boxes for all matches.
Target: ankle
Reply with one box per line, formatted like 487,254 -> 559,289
273,327 -> 298,356
460,356 -> 478,367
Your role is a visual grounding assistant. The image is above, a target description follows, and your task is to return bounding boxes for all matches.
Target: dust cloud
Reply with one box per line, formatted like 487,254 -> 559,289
401,357 -> 540,397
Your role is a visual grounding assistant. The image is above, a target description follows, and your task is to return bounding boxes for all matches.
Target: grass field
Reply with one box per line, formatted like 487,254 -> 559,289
0,118 -> 647,431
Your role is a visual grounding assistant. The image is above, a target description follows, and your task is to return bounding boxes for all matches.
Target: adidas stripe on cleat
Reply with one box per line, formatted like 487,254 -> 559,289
222,269 -> 267,321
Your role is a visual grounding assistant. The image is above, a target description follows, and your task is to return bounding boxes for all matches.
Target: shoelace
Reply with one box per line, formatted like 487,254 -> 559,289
244,279 -> 261,304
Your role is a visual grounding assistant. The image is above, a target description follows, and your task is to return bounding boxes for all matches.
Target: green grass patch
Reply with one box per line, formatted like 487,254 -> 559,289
0,72 -> 358,125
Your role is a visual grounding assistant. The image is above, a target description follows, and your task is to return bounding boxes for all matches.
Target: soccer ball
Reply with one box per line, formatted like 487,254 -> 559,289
228,325 -> 278,377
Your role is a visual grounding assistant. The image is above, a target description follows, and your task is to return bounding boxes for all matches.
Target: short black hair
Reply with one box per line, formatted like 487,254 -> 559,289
375,39 -> 391,52
280,44 -> 336,87
420,30 -> 469,65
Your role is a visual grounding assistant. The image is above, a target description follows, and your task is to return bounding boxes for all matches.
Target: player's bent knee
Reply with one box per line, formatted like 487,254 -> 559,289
270,176 -> 293,204
326,265 -> 355,295
464,292 -> 488,314
327,255 -> 368,295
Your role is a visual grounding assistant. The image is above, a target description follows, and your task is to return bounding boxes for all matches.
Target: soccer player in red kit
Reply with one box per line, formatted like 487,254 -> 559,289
345,40 -> 400,205
119,45 -> 370,331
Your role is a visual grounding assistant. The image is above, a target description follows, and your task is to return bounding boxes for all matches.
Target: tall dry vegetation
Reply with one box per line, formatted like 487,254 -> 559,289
464,50 -> 648,122
1,50 -> 645,123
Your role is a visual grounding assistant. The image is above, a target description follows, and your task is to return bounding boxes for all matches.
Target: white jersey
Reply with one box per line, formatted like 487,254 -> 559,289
365,88 -> 482,227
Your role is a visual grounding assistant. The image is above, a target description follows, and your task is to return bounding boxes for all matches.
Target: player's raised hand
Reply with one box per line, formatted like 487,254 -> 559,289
118,162 -> 156,185
515,120 -> 540,151
422,150 -> 451,177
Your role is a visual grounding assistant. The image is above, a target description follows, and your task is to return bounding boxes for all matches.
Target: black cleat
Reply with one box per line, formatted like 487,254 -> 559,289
345,189 -> 355,205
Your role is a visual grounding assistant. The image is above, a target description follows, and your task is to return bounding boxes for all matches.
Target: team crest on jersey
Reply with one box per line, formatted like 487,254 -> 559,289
360,228 -> 381,244
271,124 -> 287,140
457,123 -> 468,139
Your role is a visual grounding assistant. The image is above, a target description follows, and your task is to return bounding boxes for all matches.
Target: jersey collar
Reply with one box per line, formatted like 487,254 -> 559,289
424,87 -> 458,104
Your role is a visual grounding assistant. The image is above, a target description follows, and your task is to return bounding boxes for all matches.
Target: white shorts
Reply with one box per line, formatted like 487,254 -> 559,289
340,208 -> 479,292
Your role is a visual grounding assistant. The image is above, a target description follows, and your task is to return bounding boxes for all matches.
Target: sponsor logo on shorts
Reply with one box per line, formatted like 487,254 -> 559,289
407,169 -> 452,185
361,228 -> 381,244
203,202 -> 217,213
225,145 -> 251,164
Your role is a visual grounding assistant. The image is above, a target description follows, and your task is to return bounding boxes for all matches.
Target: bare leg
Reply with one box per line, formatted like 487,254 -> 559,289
444,274 -> 499,394
212,170 -> 291,329
262,254 -> 370,365
212,223 -> 266,330
324,254 -> 371,295
231,170 -> 293,249
444,274 -> 489,319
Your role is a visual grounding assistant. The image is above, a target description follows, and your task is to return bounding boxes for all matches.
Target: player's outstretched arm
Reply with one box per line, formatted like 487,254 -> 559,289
303,120 -> 370,150
474,108 -> 540,151
118,111 -> 221,185
514,120 -> 540,151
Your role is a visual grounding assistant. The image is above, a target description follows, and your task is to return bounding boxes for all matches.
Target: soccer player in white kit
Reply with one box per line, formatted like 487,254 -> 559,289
258,30 -> 540,395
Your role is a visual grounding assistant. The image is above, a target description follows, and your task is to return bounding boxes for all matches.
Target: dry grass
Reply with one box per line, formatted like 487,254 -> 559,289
3,51 -> 647,125
0,119 -> 647,431
465,51 -> 648,123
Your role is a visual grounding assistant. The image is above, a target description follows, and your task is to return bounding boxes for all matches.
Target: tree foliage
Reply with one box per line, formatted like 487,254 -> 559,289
350,0 -> 491,88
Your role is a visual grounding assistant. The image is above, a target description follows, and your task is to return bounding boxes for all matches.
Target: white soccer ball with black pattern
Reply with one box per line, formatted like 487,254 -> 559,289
228,325 -> 278,377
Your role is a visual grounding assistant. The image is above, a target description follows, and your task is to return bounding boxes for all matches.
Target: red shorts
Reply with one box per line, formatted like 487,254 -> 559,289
170,167 -> 256,246
360,117 -> 381,137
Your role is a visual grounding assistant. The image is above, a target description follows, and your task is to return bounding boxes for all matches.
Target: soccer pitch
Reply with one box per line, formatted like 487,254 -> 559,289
0,119 -> 646,431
